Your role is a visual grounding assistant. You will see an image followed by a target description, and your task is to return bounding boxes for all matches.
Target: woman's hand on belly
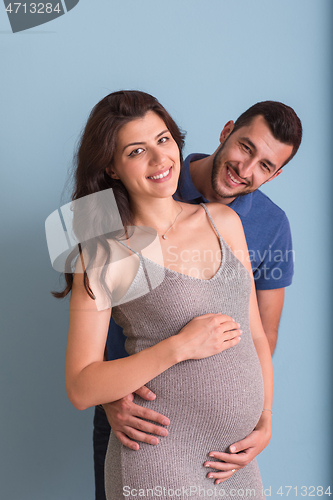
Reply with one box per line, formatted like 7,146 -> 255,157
174,313 -> 242,363
204,411 -> 272,484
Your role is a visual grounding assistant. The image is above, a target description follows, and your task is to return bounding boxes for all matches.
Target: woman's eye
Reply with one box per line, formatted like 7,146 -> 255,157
128,148 -> 144,157
159,136 -> 169,144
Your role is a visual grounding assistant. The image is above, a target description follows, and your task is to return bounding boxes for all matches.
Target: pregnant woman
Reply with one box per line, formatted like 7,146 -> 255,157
61,90 -> 273,499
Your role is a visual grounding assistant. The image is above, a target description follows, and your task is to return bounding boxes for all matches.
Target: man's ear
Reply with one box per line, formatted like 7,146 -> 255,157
106,166 -> 120,180
220,120 -> 235,144
264,169 -> 283,184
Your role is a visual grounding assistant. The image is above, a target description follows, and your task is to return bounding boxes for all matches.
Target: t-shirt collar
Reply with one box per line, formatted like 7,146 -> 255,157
178,153 -> 208,202
227,192 -> 253,216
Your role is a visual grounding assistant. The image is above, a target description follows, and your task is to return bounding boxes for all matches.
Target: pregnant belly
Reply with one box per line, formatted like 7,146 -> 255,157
133,339 -> 264,451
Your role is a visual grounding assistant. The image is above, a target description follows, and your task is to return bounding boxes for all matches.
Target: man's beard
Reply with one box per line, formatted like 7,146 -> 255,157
211,145 -> 252,200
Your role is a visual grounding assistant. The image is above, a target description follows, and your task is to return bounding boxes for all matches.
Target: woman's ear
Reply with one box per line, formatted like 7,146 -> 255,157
106,166 -> 120,180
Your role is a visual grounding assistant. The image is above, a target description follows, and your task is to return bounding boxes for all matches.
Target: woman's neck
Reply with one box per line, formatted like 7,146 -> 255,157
130,196 -> 182,235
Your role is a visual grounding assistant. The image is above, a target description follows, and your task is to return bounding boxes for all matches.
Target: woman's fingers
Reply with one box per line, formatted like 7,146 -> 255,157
204,460 -> 239,484
204,461 -> 239,472
220,326 -> 242,340
196,313 -> 233,320
208,316 -> 241,336
216,324 -> 241,338
209,470 -> 237,484
196,313 -> 236,326
176,313 -> 242,361
218,320 -> 240,332
221,335 -> 241,349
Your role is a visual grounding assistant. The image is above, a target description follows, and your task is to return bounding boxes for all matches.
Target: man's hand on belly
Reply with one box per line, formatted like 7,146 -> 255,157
204,412 -> 272,484
103,385 -> 170,450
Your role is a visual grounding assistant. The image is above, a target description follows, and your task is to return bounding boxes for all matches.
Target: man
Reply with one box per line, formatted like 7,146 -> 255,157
94,101 -> 302,499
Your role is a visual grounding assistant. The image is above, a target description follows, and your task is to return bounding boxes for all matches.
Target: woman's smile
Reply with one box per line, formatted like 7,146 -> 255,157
110,111 -> 180,199
147,166 -> 172,181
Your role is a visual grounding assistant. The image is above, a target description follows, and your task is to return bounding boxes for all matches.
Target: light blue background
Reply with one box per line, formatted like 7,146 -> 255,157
1,1 -> 332,498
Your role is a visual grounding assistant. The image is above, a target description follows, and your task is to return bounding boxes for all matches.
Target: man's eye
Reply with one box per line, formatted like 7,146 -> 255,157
261,163 -> 270,172
241,143 -> 250,152
128,148 -> 144,157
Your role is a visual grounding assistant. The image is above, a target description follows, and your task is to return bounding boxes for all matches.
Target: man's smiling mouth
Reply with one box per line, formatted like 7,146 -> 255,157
226,166 -> 248,186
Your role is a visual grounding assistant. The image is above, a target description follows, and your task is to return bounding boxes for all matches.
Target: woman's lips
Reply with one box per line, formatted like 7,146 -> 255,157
147,167 -> 172,182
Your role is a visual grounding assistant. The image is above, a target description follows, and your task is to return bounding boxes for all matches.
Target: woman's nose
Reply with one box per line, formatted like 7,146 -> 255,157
148,147 -> 166,166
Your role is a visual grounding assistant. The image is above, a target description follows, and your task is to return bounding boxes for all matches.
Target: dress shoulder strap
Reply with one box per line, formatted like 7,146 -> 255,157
114,237 -> 140,258
200,203 -> 223,241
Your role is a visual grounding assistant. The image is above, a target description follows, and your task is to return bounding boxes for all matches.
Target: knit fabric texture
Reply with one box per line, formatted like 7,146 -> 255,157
105,204 -> 265,499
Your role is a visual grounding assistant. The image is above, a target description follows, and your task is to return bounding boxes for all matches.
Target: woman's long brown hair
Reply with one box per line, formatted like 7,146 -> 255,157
53,90 -> 185,300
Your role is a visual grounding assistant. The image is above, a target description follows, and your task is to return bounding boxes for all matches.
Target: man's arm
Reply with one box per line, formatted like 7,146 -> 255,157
256,288 -> 285,354
103,387 -> 170,450
247,207 -> 293,354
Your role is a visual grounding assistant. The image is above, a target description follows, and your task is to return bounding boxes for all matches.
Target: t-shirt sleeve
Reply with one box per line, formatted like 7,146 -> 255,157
253,214 -> 294,290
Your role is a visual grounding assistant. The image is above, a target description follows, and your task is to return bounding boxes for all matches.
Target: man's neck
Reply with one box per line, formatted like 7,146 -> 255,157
189,155 -> 235,205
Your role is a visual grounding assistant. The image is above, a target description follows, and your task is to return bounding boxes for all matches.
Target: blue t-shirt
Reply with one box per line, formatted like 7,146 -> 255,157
106,153 -> 294,360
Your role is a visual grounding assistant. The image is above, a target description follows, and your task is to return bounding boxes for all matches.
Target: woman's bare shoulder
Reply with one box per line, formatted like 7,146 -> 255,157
204,202 -> 241,226
71,237 -> 136,311
204,202 -> 245,251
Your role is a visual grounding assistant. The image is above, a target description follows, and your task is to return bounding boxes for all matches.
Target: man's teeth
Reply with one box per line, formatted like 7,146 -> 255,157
228,168 -> 241,184
149,168 -> 170,180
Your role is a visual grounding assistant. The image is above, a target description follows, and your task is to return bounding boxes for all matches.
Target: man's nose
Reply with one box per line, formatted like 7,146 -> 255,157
238,158 -> 256,178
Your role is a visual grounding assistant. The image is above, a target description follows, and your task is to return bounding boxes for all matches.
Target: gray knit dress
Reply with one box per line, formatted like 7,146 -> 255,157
105,204 -> 265,499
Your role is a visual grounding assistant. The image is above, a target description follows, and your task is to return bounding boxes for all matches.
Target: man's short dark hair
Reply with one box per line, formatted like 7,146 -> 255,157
232,101 -> 302,167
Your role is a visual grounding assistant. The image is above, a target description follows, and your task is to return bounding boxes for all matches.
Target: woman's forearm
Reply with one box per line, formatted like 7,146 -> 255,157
66,336 -> 179,410
66,310 -> 242,411
66,271 -> 243,412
